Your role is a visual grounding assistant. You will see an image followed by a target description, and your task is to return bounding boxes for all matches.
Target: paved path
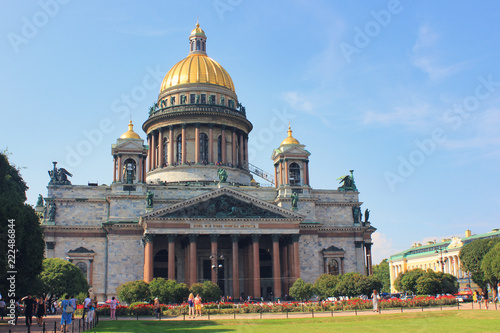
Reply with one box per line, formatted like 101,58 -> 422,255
0,302 -> 497,332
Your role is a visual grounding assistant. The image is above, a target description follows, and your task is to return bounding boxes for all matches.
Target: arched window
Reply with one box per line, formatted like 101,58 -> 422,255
123,158 -> 136,184
217,135 -> 222,163
176,134 -> 182,163
202,41 -> 205,51
75,262 -> 88,279
163,138 -> 168,166
289,162 -> 301,185
199,133 -> 208,162
196,40 -> 200,50
327,259 -> 339,275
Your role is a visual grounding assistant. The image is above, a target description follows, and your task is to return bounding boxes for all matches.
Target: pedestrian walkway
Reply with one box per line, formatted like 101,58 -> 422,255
0,302 -> 497,332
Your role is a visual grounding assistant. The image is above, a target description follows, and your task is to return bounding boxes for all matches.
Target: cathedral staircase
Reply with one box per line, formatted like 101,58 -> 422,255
244,162 -> 275,185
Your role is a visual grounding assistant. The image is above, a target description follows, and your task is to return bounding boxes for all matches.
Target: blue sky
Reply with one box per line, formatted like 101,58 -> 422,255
1,1 -> 499,265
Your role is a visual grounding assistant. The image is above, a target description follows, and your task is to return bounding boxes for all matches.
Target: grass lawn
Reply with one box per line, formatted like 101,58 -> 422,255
87,310 -> 500,332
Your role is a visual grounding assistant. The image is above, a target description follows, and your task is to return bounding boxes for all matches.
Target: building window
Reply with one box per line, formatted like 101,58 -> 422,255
196,40 -> 200,50
176,134 -> 182,162
289,162 -> 301,185
75,262 -> 88,279
217,135 -> 222,163
199,133 -> 208,162
163,138 -> 168,166
201,94 -> 206,104
202,41 -> 205,51
190,94 -> 196,104
327,259 -> 339,275
209,95 -> 216,104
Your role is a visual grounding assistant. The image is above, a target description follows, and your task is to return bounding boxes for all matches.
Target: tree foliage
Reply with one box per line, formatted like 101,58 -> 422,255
289,278 -> 314,301
372,259 -> 391,293
149,278 -> 189,304
334,273 -> 382,297
0,151 -> 45,297
117,280 -> 150,304
395,269 -> 457,295
481,242 -> 500,290
189,281 -> 222,302
313,274 -> 339,299
459,237 -> 500,289
38,258 -> 89,296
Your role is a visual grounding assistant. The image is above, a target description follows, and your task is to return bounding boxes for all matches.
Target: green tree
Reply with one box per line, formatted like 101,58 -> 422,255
38,258 -> 89,296
313,274 -> 339,299
189,281 -> 222,302
149,278 -> 189,304
117,280 -> 150,304
334,273 -> 382,297
0,151 -> 45,297
289,278 -> 314,301
460,237 -> 500,290
394,268 -> 425,294
372,259 -> 391,293
481,242 -> 500,295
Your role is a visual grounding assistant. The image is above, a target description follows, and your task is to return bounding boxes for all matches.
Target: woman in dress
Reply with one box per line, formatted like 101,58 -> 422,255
194,294 -> 202,317
60,294 -> 72,333
109,296 -> 118,320
188,293 -> 195,318
36,296 -> 46,326
371,289 -> 380,313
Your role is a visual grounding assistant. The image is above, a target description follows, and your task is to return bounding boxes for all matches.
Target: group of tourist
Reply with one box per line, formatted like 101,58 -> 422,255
187,293 -> 203,318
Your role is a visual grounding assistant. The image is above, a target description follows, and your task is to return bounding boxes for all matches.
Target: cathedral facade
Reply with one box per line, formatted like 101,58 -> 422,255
41,24 -> 376,301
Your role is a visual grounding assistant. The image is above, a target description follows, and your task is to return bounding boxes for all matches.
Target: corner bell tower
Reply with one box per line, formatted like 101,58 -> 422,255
112,121 -> 148,184
272,125 -> 311,199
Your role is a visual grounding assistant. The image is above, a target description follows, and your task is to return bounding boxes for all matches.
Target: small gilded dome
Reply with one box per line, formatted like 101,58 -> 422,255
120,120 -> 141,139
281,125 -> 300,145
190,23 -> 206,37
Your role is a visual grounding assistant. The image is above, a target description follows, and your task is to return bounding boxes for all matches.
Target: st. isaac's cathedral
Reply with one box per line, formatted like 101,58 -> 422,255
40,24 -> 376,301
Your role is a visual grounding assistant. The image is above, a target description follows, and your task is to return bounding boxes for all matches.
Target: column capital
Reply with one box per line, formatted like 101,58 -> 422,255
194,123 -> 201,128
291,234 -> 300,242
230,234 -> 240,243
167,234 -> 176,242
181,123 -> 187,129
189,234 -> 198,242
210,234 -> 220,242
271,234 -> 281,242
143,234 -> 155,243
251,234 -> 261,243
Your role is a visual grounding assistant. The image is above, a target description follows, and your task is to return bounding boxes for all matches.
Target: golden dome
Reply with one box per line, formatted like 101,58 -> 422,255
160,54 -> 235,92
160,23 -> 235,93
281,125 -> 300,145
120,120 -> 141,139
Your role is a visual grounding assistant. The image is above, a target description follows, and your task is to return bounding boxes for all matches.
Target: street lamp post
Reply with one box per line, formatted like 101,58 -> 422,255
210,253 -> 224,289
435,248 -> 448,272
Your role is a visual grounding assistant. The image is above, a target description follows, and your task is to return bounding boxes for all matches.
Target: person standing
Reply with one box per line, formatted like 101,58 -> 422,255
0,297 -> 6,320
482,289 -> 489,310
36,296 -> 46,327
60,294 -> 73,333
21,294 -> 36,328
86,299 -> 95,324
371,290 -> 380,313
194,294 -> 202,317
188,293 -> 195,318
82,293 -> 91,320
109,297 -> 118,320
153,297 -> 160,319
70,295 -> 77,320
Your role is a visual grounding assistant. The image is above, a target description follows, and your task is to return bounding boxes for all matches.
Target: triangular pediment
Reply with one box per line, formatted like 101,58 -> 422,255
142,187 -> 303,220
114,140 -> 145,150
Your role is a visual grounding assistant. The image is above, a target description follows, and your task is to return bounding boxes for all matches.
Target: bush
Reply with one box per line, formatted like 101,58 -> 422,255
189,281 -> 222,302
117,280 -> 150,304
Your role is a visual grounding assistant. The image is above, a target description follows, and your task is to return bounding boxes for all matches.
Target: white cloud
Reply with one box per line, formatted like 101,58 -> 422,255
282,91 -> 331,126
362,103 -> 431,128
411,24 -> 468,80
371,232 -> 396,265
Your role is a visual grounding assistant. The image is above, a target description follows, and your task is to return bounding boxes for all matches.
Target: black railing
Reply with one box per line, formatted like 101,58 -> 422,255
149,104 -> 246,119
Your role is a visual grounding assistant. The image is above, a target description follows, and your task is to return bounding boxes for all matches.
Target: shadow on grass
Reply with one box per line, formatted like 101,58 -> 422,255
87,320 -> 232,332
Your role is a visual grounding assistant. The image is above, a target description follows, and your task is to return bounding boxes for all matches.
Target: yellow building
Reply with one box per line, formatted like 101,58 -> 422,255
389,229 -> 500,293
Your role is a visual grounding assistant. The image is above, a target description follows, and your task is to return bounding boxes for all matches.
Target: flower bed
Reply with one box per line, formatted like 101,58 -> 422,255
93,295 -> 457,317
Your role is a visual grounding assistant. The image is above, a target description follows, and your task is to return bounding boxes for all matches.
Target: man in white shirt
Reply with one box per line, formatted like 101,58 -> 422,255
82,294 -> 91,320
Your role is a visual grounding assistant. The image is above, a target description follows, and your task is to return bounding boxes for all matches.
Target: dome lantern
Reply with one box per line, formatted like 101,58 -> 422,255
280,125 -> 300,145
120,120 -> 141,140
189,22 -> 207,56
